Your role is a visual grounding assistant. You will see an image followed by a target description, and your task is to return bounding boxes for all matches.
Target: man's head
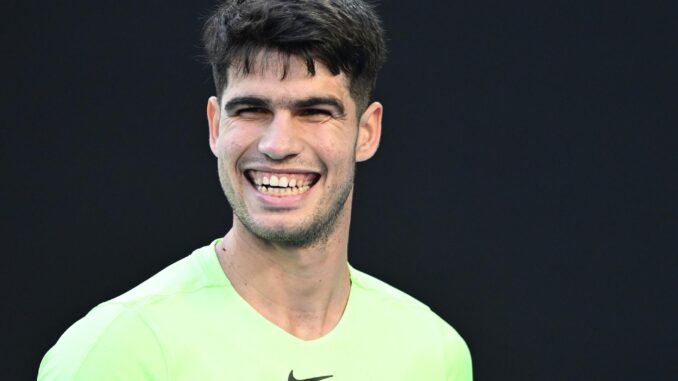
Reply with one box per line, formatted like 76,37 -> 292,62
202,0 -> 386,114
203,0 -> 386,248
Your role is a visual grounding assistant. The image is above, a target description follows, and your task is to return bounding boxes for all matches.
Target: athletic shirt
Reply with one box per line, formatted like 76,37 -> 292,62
38,240 -> 472,380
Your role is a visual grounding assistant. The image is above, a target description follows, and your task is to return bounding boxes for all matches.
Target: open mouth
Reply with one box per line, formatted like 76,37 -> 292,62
245,170 -> 320,196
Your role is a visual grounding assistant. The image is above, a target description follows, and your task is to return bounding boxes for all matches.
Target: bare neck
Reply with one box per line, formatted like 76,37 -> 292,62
216,214 -> 352,340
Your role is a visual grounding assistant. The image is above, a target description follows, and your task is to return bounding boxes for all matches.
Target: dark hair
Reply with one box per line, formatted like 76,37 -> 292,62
202,0 -> 386,112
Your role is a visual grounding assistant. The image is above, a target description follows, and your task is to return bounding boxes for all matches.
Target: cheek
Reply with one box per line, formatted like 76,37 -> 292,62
314,124 -> 358,159
317,140 -> 356,177
218,128 -> 256,163
217,138 -> 249,189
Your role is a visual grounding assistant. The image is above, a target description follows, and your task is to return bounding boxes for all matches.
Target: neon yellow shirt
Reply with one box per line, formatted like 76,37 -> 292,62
39,240 -> 472,380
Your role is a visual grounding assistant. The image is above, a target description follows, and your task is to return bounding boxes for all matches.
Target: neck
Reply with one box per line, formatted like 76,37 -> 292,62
215,209 -> 352,340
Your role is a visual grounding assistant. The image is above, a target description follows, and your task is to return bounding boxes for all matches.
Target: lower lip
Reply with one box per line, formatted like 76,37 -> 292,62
249,180 -> 315,207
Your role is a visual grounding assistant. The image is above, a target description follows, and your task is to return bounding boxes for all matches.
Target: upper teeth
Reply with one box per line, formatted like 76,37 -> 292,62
254,175 -> 309,188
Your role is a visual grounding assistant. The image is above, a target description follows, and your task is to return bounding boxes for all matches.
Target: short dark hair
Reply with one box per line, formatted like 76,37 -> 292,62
202,0 -> 386,113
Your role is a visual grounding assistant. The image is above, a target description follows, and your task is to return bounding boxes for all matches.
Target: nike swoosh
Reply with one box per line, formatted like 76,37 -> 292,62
288,370 -> 333,381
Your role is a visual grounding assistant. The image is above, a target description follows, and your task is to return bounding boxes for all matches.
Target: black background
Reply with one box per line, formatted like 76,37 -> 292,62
2,1 -> 676,380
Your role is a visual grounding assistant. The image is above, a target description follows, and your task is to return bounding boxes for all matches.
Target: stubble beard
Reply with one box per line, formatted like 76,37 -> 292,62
217,159 -> 354,248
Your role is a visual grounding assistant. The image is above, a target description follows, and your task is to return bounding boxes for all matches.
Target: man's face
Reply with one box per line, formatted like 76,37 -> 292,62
208,54 -> 382,247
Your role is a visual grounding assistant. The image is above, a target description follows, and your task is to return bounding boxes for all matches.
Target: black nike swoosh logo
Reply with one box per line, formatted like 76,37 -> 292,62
288,370 -> 333,381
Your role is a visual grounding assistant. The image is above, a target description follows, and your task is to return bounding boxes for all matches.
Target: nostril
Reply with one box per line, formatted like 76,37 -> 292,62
257,123 -> 302,160
259,140 -> 299,160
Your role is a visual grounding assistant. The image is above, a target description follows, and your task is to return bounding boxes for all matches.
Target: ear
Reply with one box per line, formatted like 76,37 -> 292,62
355,101 -> 383,162
207,96 -> 221,157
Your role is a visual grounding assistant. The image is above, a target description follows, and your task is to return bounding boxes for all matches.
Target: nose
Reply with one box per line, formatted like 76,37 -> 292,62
257,111 -> 303,160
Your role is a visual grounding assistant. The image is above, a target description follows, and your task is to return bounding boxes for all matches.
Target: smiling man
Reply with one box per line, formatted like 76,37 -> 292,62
38,1 -> 471,380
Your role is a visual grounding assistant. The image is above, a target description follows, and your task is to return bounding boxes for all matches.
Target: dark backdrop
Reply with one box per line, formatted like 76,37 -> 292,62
3,1 -> 676,380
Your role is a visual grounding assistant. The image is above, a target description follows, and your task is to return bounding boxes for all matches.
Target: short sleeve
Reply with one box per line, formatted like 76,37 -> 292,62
437,315 -> 473,381
38,303 -> 168,381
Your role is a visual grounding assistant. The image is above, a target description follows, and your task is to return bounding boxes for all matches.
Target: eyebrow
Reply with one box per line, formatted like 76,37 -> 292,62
224,96 -> 345,115
224,97 -> 270,114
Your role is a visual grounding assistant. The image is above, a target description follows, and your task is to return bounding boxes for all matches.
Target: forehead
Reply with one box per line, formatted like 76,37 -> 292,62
222,51 -> 352,102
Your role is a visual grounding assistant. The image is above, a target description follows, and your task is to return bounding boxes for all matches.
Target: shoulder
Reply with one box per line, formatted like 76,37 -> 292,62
349,267 -> 473,380
109,242 -> 224,305
350,266 -> 454,331
350,267 -> 466,336
38,303 -> 168,381
350,266 -> 431,310
38,242 -> 222,381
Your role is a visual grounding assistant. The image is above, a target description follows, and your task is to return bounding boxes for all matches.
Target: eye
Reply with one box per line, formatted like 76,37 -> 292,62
298,108 -> 332,116
297,108 -> 333,122
233,107 -> 271,120
237,107 -> 268,116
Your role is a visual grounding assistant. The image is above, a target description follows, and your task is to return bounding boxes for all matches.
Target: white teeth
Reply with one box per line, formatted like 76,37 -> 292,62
252,175 -> 308,188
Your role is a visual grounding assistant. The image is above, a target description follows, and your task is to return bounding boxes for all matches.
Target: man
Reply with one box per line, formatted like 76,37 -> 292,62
38,1 -> 472,380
